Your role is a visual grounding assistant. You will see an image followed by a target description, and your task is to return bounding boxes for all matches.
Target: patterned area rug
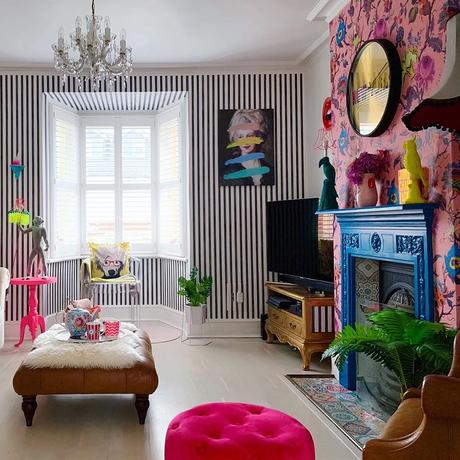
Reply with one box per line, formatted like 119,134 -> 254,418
286,375 -> 387,449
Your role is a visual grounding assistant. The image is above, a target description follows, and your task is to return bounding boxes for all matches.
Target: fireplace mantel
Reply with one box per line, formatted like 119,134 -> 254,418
320,203 -> 437,225
319,203 -> 437,389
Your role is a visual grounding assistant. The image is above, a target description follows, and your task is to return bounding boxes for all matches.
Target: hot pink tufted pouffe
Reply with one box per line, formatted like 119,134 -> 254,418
165,402 -> 315,460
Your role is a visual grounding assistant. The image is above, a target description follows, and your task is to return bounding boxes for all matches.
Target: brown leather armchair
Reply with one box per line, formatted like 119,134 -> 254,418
363,333 -> 460,460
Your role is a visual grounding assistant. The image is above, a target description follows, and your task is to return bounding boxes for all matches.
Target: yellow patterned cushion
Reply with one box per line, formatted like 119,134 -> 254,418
88,242 -> 130,280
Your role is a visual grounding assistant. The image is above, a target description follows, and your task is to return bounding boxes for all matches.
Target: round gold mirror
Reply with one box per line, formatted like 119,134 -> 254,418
347,39 -> 402,137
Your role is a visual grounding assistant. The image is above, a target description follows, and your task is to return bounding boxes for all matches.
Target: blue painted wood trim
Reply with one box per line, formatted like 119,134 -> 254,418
325,204 -> 437,389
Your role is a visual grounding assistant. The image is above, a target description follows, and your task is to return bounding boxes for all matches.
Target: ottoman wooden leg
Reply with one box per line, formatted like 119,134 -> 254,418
135,394 -> 150,425
22,396 -> 37,427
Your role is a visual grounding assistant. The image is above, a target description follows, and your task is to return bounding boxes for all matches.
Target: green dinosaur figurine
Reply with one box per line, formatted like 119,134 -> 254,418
318,156 -> 339,211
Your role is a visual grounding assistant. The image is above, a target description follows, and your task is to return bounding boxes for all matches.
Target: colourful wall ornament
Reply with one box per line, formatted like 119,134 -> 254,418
8,198 -> 30,226
9,159 -> 24,180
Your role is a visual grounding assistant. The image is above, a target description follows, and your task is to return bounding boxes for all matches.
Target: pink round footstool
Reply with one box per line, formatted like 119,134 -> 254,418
165,402 -> 315,460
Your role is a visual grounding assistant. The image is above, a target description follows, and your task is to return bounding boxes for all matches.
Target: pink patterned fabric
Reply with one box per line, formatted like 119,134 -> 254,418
329,1 -> 460,327
103,319 -> 120,337
165,402 -> 315,460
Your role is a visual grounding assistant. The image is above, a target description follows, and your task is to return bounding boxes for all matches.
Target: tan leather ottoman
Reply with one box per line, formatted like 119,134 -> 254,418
13,329 -> 159,426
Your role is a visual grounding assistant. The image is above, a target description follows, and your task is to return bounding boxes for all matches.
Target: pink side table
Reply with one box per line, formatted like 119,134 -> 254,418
11,276 -> 57,347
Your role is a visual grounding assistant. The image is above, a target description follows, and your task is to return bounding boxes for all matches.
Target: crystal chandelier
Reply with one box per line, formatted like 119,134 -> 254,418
52,0 -> 133,90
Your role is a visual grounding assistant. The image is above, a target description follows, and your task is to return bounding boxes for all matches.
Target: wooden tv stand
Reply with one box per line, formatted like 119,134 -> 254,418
265,282 -> 335,370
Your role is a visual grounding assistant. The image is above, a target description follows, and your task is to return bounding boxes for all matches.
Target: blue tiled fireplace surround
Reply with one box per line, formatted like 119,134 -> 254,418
323,204 -> 437,390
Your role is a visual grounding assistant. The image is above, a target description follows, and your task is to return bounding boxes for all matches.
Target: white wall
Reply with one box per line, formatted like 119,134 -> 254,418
302,41 -> 331,198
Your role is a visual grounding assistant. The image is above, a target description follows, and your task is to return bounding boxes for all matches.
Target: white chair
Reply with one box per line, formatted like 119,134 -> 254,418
80,257 -> 141,324
0,267 -> 10,348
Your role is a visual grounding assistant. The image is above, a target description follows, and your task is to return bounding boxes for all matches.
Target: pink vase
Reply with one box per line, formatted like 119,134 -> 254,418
356,173 -> 378,207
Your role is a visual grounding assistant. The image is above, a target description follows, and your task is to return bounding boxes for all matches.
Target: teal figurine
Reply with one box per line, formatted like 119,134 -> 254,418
318,156 -> 339,211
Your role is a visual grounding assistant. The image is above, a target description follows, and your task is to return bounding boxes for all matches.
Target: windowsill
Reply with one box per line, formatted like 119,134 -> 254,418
48,253 -> 188,264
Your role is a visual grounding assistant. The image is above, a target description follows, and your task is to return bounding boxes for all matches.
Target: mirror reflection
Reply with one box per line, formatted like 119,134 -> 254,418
348,42 -> 391,136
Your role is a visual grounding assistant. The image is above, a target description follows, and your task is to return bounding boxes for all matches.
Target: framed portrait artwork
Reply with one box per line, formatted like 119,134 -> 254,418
218,109 -> 275,186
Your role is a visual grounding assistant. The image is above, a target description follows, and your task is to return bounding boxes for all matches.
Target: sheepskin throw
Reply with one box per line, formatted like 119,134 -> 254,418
23,323 -> 144,369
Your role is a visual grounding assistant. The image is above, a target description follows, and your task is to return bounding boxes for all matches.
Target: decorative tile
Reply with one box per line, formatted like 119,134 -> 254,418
286,375 -> 386,449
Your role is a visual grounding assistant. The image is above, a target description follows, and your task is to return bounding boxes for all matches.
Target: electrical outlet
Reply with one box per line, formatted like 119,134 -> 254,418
236,291 -> 244,303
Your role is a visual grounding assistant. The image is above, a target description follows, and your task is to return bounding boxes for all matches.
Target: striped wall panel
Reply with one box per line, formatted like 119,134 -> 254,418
46,91 -> 187,112
312,305 -> 335,334
0,72 -> 305,322
44,259 -> 81,317
156,258 -> 188,311
87,257 -> 187,310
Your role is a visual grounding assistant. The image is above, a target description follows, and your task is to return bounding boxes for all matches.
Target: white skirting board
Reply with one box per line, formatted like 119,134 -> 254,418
3,305 -> 262,341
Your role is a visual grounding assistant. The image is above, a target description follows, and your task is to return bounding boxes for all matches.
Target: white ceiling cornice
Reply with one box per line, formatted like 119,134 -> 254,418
307,0 -> 349,23
0,61 -> 306,76
297,0 -> 348,62
296,30 -> 330,64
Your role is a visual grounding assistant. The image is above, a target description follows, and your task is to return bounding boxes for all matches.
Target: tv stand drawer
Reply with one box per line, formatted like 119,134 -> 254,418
268,307 -> 285,327
285,314 -> 304,337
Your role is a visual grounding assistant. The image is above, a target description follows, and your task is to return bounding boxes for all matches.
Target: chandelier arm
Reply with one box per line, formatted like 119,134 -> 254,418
59,55 -> 86,75
102,54 -> 130,73
77,39 -> 88,60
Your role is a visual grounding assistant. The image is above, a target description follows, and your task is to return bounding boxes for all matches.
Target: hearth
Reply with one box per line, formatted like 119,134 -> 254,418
320,204 -> 436,391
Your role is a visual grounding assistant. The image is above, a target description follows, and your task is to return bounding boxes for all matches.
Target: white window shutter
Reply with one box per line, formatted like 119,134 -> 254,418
52,107 -> 81,258
157,107 -> 185,257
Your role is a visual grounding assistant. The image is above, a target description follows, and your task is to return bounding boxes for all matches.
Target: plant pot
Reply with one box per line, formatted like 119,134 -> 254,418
356,173 -> 378,207
184,304 -> 207,326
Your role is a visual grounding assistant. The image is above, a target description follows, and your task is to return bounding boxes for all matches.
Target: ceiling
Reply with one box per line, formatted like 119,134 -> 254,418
0,0 -> 334,68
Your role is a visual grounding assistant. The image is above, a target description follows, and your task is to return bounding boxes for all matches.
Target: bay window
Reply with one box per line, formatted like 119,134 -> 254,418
48,101 -> 187,259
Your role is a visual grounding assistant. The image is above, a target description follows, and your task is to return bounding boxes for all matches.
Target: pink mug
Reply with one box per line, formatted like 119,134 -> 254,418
103,319 -> 120,337
86,321 -> 101,341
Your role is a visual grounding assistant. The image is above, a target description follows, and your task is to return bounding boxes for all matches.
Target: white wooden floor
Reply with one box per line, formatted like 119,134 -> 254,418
0,322 -> 361,460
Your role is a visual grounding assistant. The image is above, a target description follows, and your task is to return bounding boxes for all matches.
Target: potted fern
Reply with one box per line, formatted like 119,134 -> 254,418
323,309 -> 457,394
178,267 -> 213,326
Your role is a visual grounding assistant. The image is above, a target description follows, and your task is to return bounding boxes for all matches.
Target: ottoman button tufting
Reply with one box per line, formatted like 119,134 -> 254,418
165,402 -> 315,460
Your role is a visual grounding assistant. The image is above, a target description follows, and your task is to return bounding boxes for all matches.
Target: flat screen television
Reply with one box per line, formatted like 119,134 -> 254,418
266,198 -> 334,292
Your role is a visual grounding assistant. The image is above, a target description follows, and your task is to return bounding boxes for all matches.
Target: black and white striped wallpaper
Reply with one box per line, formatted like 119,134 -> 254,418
46,90 -> 187,112
1,72 -> 305,322
43,257 -> 187,319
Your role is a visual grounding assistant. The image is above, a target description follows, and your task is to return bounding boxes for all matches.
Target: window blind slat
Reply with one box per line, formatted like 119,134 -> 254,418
86,190 -> 116,243
158,112 -> 183,254
122,189 -> 152,243
85,126 -> 115,184
122,126 -> 152,184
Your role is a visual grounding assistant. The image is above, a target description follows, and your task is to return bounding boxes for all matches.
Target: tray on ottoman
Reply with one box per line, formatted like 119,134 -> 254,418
13,328 -> 158,426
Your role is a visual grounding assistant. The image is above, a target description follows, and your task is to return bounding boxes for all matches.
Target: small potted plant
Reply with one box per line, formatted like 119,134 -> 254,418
346,150 -> 388,207
178,267 -> 213,327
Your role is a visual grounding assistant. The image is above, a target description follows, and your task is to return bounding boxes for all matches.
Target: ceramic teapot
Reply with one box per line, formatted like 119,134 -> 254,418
64,299 -> 101,338
65,308 -> 99,338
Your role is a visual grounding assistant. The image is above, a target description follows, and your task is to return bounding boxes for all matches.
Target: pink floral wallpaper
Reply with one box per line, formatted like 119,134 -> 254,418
329,0 -> 460,327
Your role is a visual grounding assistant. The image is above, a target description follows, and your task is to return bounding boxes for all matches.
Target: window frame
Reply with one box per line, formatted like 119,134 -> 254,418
47,98 -> 188,260
80,114 -> 156,255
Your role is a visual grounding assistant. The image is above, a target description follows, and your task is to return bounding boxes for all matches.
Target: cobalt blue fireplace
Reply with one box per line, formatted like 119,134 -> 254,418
323,204 -> 437,391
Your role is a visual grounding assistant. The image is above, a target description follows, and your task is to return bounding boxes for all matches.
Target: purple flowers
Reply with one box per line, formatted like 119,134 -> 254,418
337,76 -> 348,95
346,151 -> 389,185
396,26 -> 404,46
374,18 -> 388,38
415,55 -> 435,90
